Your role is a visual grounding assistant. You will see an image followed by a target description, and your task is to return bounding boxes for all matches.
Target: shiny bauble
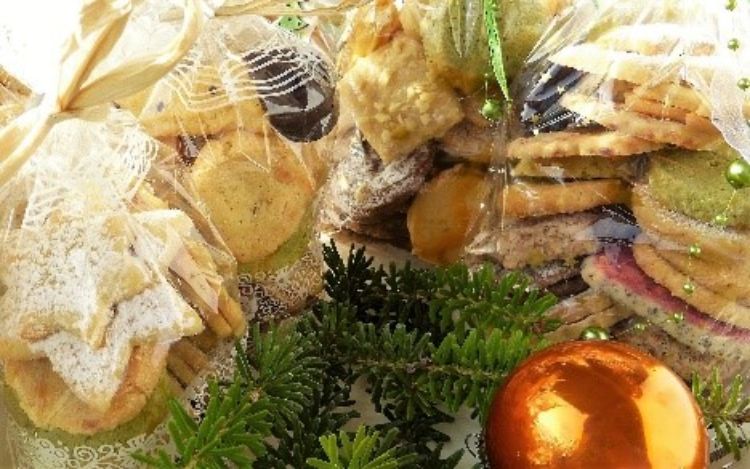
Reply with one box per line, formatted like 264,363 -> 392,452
726,159 -> 750,190
485,341 -> 708,469
481,98 -> 504,122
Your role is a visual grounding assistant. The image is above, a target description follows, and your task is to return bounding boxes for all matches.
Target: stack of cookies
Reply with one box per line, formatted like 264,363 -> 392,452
503,20 -> 750,381
0,113 -> 246,446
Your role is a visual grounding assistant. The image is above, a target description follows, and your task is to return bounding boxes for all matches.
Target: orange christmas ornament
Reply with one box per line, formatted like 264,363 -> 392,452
485,341 -> 708,469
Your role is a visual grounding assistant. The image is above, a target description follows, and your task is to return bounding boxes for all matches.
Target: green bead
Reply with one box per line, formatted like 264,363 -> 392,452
688,244 -> 702,258
672,312 -> 685,323
683,282 -> 696,295
727,0 -> 737,10
633,320 -> 648,332
714,213 -> 729,227
739,78 -> 750,91
481,99 -> 504,122
580,326 -> 610,341
729,38 -> 741,51
726,159 -> 750,189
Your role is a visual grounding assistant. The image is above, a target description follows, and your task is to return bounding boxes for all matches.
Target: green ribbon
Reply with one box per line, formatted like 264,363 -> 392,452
483,0 -> 511,102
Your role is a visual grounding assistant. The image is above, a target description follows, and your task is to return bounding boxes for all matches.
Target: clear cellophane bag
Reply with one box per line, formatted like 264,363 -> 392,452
0,0 -> 347,467
117,5 -> 343,320
468,0 -> 750,391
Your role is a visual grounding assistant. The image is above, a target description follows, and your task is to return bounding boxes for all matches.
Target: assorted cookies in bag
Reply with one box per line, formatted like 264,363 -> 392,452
323,0 -> 572,264
117,14 -> 337,317
475,0 -> 750,384
0,103 -> 246,465
0,3 -> 296,466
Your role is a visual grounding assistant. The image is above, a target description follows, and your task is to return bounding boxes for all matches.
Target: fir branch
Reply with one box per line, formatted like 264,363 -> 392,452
133,378 -> 273,469
429,266 -> 557,339
136,243 -> 557,468
693,370 -> 750,461
135,323 -> 326,468
323,241 -> 557,342
259,378 -> 359,467
307,426 -> 420,469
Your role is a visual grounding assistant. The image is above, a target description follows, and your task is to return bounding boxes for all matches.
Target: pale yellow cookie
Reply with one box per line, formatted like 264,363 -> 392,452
633,242 -> 750,329
550,43 -> 719,86
643,238 -> 750,303
3,345 -> 168,435
507,130 -> 663,160
632,186 -> 750,263
117,67 -> 267,138
0,214 -> 153,347
560,93 -> 722,150
166,351 -> 196,387
339,33 -> 464,163
623,93 -> 690,122
501,179 -> 630,219
595,23 -> 715,56
191,130 -> 315,265
631,82 -> 712,118
407,165 -> 489,265
547,305 -> 630,344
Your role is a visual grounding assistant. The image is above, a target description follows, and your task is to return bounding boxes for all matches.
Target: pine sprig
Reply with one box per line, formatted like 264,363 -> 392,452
133,377 -> 273,468
307,427 -> 420,469
136,242 -> 557,468
135,323 -> 326,468
693,370 -> 750,461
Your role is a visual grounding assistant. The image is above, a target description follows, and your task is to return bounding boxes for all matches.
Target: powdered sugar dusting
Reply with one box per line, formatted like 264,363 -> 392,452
0,214 -> 151,346
30,281 -> 202,412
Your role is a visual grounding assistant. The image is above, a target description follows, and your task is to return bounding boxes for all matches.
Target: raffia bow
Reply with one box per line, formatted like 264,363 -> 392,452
0,0 -> 205,187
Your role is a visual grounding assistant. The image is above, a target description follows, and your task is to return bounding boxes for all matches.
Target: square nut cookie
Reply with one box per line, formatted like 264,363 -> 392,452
339,33 -> 464,163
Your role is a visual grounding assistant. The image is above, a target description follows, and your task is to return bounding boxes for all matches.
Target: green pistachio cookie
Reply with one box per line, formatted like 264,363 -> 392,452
647,147 -> 750,228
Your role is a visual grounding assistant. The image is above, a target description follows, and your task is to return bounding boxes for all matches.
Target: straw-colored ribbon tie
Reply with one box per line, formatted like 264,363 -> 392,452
0,0 -> 205,187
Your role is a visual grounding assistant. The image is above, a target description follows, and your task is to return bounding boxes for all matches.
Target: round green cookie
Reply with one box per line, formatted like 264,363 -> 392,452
647,146 -> 750,228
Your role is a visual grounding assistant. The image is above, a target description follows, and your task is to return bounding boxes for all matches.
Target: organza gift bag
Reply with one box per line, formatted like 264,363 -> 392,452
116,4 -> 341,319
468,0 -> 750,386
0,0 -> 346,466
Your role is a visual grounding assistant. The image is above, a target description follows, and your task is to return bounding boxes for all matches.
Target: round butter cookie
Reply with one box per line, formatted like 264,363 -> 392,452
560,93 -> 722,150
408,165 -> 489,265
633,242 -> 750,329
652,241 -> 750,304
3,345 -> 168,436
501,179 -> 630,219
632,186 -> 750,263
507,130 -> 662,160
191,130 -> 315,265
